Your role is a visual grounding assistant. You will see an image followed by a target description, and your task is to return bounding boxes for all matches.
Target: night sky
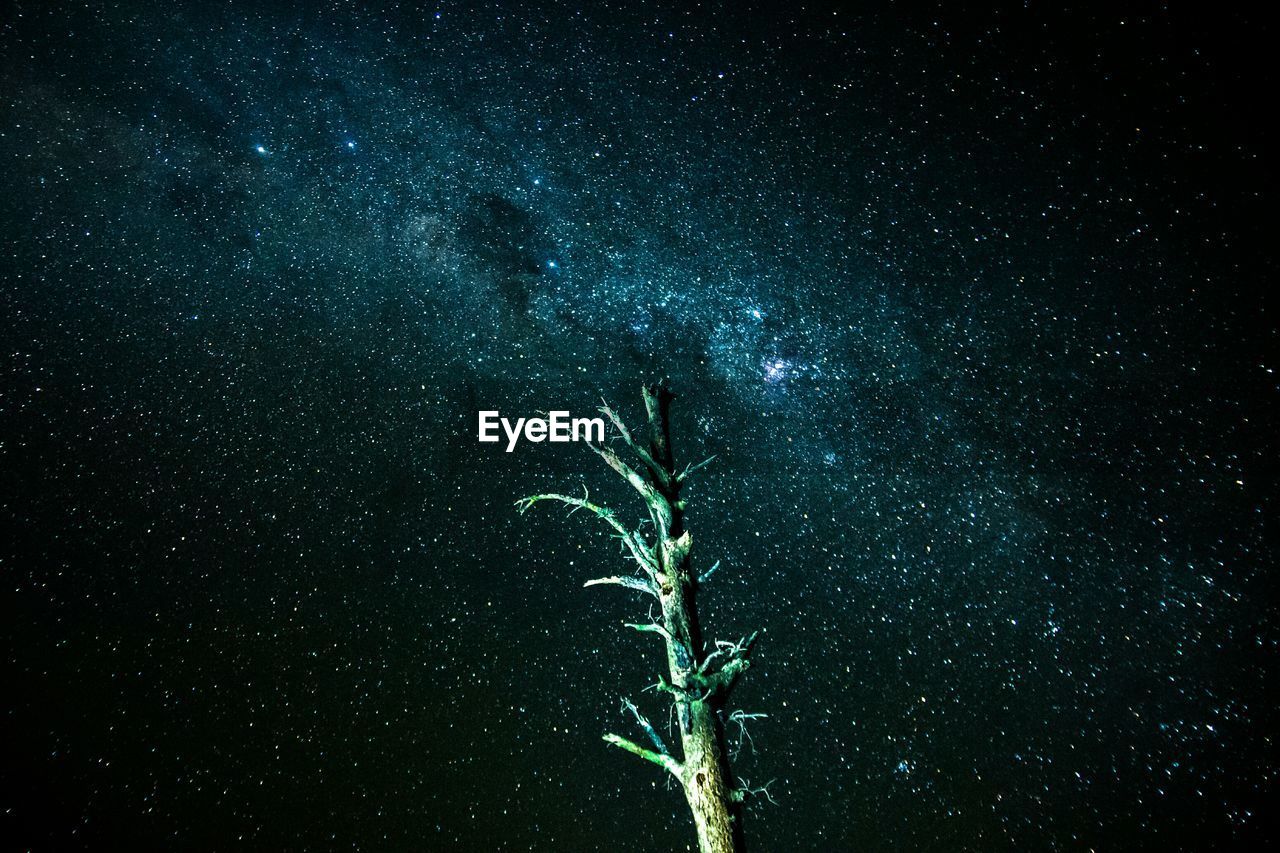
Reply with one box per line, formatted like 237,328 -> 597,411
2,2 -> 1276,850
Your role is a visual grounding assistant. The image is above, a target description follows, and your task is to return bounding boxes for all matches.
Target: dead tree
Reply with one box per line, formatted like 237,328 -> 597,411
516,381 -> 766,853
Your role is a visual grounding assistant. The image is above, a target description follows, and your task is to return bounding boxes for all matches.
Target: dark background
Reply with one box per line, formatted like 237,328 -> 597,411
1,1 -> 1275,849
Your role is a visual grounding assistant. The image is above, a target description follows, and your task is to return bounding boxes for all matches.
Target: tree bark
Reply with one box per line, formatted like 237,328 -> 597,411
516,381 -> 760,853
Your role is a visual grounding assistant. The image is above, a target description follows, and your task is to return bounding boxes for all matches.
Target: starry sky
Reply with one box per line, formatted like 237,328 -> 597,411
1,2 -> 1276,850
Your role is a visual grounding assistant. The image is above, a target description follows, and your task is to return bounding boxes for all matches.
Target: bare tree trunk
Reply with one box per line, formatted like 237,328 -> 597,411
517,381 -> 763,853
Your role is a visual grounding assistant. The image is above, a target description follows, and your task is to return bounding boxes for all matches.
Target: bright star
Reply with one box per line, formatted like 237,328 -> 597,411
763,357 -> 790,383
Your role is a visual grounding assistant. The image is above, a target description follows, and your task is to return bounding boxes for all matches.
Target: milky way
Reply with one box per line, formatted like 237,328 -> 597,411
1,3 -> 1275,850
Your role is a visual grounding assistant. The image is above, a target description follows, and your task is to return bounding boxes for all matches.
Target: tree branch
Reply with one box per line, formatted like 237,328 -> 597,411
587,442 -> 673,535
727,710 -> 768,759
584,575 -> 658,597
647,672 -> 713,704
599,399 -> 673,488
677,454 -> 717,483
704,655 -> 753,698
587,441 -> 653,500
624,621 -> 672,641
621,697 -> 672,758
602,733 -> 682,776
730,778 -> 778,806
515,490 -> 660,577
698,631 -> 760,699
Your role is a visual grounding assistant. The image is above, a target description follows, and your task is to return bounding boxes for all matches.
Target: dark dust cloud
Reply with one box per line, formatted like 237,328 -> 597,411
1,2 -> 1275,850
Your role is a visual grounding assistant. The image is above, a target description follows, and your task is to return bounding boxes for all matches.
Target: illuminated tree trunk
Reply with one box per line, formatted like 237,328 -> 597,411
517,381 -> 765,853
